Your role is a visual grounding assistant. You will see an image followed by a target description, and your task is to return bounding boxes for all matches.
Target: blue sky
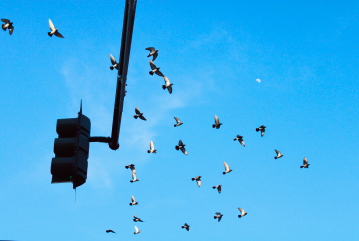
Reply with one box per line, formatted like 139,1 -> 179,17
1,0 -> 359,240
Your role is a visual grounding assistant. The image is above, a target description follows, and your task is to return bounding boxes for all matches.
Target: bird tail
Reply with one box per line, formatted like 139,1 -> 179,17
256,128 -> 259,132
110,66 -> 114,70
162,85 -> 166,90
149,71 -> 154,75
307,164 -> 310,168
48,32 -> 53,37
2,24 -> 6,31
175,146 -> 179,150
153,150 -> 157,153
234,139 -> 237,141
134,116 -> 138,119
212,124 -> 216,128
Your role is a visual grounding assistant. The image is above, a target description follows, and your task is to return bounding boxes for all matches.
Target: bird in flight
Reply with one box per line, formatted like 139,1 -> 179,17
182,223 -> 190,232
1,19 -> 14,35
274,149 -> 283,159
256,125 -> 266,137
48,19 -> 64,38
175,140 -> 187,155
192,176 -> 202,187
125,163 -> 136,174
174,117 -> 183,127
133,215 -> 144,222
146,47 -> 159,61
212,115 -> 222,129
162,76 -> 173,94
130,172 -> 139,183
223,162 -> 232,175
110,54 -> 119,70
130,195 -> 138,206
214,212 -> 223,222
212,185 -> 222,193
134,226 -> 141,234
300,157 -> 310,168
106,230 -> 116,233
148,140 -> 157,153
238,207 -> 247,218
234,135 -> 245,147
149,60 -> 163,76
134,107 -> 146,121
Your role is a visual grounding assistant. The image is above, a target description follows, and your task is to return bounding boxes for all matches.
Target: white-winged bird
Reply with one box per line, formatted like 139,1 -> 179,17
301,157 -> 310,168
148,140 -> 156,153
175,140 -> 187,155
125,163 -> 136,174
130,172 -> 139,183
48,19 -> 64,38
238,207 -> 247,218
174,117 -> 183,127
146,47 -> 159,61
134,107 -> 146,121
133,215 -> 144,222
274,149 -> 283,159
149,60 -> 163,76
134,226 -> 141,234
106,230 -> 116,233
256,125 -> 266,137
234,135 -> 245,147
162,76 -> 173,94
182,223 -> 190,232
110,54 -> 119,70
1,19 -> 14,35
212,115 -> 222,129
212,185 -> 222,193
192,176 -> 201,187
130,195 -> 138,206
214,212 -> 223,222
223,162 -> 232,175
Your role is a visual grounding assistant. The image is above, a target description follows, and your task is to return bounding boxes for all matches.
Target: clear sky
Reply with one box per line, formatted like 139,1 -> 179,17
1,0 -> 359,240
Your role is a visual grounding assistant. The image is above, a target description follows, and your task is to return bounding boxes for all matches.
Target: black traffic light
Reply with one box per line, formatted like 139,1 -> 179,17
51,102 -> 91,189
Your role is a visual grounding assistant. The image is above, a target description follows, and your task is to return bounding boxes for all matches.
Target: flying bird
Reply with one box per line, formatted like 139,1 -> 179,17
125,163 -> 136,174
256,78 -> 261,83
133,215 -> 144,222
149,60 -> 163,76
256,125 -> 266,137
238,207 -> 247,218
130,195 -> 138,206
110,54 -> 119,70
182,223 -> 190,232
146,47 -> 159,61
192,176 -> 201,187
134,107 -> 146,121
134,226 -> 141,235
162,76 -> 173,94
212,185 -> 222,193
48,19 -> 64,38
174,117 -> 183,127
1,19 -> 14,35
234,135 -> 245,147
130,172 -> 139,183
274,149 -> 283,159
106,230 -> 116,233
300,157 -> 310,168
147,140 -> 157,153
223,162 -> 232,175
214,212 -> 223,222
175,140 -> 187,155
212,115 -> 222,129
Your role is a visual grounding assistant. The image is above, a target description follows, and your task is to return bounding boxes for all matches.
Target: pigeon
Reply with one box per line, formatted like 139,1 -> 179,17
162,76 -> 173,94
130,195 -> 138,206
106,230 -> 116,233
175,140 -> 187,155
110,54 -> 119,70
256,125 -> 266,137
147,140 -> 157,153
146,47 -> 158,61
133,215 -> 144,222
223,162 -> 232,175
234,135 -> 245,147
214,212 -> 223,222
174,117 -> 183,127
238,207 -> 247,218
212,185 -> 222,193
192,176 -> 201,187
182,223 -> 190,232
48,19 -> 64,38
274,149 -> 283,159
130,172 -> 139,183
134,226 -> 141,235
134,107 -> 146,121
212,115 -> 222,129
125,163 -> 136,174
1,19 -> 14,35
300,157 -> 310,168
149,60 -> 163,76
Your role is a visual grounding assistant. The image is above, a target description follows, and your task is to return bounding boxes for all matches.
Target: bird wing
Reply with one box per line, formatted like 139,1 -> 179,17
215,212 -> 221,215
150,140 -> 154,150
139,115 -> 146,121
180,146 -> 187,155
130,166 -> 136,174
135,226 -> 138,232
261,129 -> 265,136
179,140 -> 183,146
164,76 -> 170,85
155,70 -> 164,77
146,47 -> 155,52
132,195 -> 135,202
238,208 -> 245,216
8,25 -> 14,35
49,19 -> 55,31
218,215 -> 222,222
153,52 -> 158,61
54,31 -> 64,38
218,185 -> 221,193
174,117 -> 180,124
149,60 -> 156,70
135,107 -> 140,114
167,85 -> 172,94
303,157 -> 307,165
224,162 -> 230,172
110,54 -> 117,65
240,140 -> 245,146
196,179 -> 201,187
275,149 -> 280,155
1,19 -> 10,24
132,172 -> 136,180
214,115 -> 219,125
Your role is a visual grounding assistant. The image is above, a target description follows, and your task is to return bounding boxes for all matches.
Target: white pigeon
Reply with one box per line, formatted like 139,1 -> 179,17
182,223 -> 190,232
48,19 -> 64,38
174,117 -> 183,127
125,163 -> 136,174
223,162 -> 232,175
1,19 -> 14,35
192,176 -> 201,187
300,157 -> 310,168
238,207 -> 247,218
212,185 -> 222,193
147,140 -> 156,153
110,54 -> 119,70
212,115 -> 222,129
134,226 -> 141,234
256,125 -> 266,137
130,195 -> 138,206
162,76 -> 173,94
274,149 -> 283,159
175,140 -> 187,155
146,47 -> 159,61
130,172 -> 139,183
134,107 -> 146,121
149,60 -> 163,76
234,135 -> 245,147
214,212 -> 223,222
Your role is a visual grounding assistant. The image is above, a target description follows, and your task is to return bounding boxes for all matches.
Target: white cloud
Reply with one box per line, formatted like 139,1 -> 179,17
256,78 -> 261,83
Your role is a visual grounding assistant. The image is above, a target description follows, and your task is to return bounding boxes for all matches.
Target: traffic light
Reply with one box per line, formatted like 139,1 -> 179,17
51,103 -> 91,189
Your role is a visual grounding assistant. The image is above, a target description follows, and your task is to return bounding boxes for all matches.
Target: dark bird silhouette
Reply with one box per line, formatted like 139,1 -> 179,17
238,207 -> 247,218
175,140 -> 187,155
212,115 -> 222,129
256,125 -> 266,137
146,47 -> 159,61
125,163 -> 136,174
234,135 -> 245,146
274,149 -> 283,159
1,19 -> 14,35
149,60 -> 163,76
212,185 -> 222,193
133,215 -> 144,222
192,176 -> 201,187
174,117 -> 183,127
48,19 -> 64,38
106,229 -> 116,233
134,107 -> 146,121
214,212 -> 223,222
182,223 -> 190,232
301,157 -> 310,168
